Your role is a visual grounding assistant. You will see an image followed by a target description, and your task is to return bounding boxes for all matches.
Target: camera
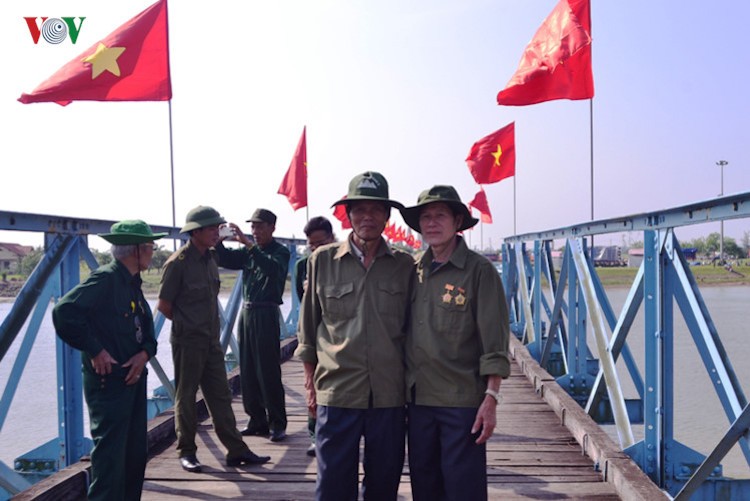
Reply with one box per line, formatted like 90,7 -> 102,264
219,226 -> 234,239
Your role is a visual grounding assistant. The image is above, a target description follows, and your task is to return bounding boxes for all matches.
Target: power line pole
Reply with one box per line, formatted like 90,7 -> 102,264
716,160 -> 729,263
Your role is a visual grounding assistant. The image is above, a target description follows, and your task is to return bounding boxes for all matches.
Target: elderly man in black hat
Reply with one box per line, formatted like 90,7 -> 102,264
216,208 -> 290,442
158,206 -> 271,473
53,220 -> 165,501
401,185 -> 511,501
296,172 -> 415,500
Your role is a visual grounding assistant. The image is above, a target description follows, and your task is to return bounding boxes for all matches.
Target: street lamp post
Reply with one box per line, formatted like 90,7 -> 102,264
717,160 -> 729,263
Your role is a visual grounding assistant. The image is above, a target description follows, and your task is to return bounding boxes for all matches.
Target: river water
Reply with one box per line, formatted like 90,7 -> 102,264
1,288 -> 748,478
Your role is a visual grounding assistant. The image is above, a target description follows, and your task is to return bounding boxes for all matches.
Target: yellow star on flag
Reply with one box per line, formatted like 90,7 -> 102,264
82,43 -> 126,79
491,144 -> 503,166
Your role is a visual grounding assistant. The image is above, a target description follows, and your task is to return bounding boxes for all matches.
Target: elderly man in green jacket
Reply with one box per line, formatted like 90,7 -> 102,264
216,208 -> 290,442
296,172 -> 415,500
53,220 -> 165,501
401,185 -> 511,501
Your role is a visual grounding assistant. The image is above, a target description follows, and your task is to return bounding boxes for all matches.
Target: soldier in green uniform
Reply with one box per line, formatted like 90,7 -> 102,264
216,208 -> 290,442
53,220 -> 165,501
401,186 -> 511,501
157,206 -> 271,473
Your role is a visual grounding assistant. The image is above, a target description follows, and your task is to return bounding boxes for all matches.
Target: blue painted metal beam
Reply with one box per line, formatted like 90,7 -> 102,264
504,192 -> 750,243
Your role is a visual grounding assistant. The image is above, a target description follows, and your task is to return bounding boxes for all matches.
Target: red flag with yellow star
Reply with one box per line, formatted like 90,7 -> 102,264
18,0 -> 171,106
278,127 -> 308,210
497,0 -> 593,106
465,122 -> 515,185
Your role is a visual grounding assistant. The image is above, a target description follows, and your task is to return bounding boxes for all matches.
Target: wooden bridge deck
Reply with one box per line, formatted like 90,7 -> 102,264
14,338 -> 664,500
137,338 -> 661,500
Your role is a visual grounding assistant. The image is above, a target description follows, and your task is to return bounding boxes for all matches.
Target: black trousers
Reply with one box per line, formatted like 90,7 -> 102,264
316,405 -> 406,501
238,307 -> 287,431
407,404 -> 488,501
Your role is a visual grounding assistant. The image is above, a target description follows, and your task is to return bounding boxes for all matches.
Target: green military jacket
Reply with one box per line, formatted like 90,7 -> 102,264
215,239 -> 290,304
53,259 -> 157,374
295,236 -> 415,409
159,241 -> 221,348
406,236 -> 511,407
294,255 -> 308,301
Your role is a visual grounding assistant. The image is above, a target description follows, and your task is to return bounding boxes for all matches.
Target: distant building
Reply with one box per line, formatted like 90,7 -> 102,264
628,248 -> 644,268
0,243 -> 34,273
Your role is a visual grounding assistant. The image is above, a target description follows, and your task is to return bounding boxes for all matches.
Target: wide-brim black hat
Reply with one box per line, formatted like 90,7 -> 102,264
331,171 -> 404,210
401,185 -> 479,233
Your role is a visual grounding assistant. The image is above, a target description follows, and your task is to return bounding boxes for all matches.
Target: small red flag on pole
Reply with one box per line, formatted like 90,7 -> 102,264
466,122 -> 515,185
278,126 -> 308,210
19,0 -> 171,106
497,0 -> 593,106
468,187 -> 493,224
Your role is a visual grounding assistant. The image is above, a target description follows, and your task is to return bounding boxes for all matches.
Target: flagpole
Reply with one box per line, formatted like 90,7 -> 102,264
168,100 -> 177,251
589,98 -> 595,251
513,174 -> 517,235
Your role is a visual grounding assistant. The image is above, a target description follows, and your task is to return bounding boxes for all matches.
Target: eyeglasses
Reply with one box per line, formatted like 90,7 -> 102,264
139,244 -> 158,251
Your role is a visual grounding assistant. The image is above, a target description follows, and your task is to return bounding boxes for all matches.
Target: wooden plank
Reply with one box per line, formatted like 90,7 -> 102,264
17,337 -> 668,500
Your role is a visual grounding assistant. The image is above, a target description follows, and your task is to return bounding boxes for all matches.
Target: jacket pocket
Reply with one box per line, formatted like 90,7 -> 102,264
321,282 -> 356,321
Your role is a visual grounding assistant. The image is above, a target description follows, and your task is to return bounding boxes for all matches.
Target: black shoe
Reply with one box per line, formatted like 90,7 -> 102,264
226,450 -> 271,466
180,455 -> 202,473
306,443 -> 316,457
240,424 -> 270,436
270,429 -> 287,442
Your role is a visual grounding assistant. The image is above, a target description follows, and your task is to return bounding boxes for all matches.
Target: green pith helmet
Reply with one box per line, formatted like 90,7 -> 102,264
180,205 -> 226,233
401,185 -> 478,233
330,171 -> 404,210
99,220 -> 167,245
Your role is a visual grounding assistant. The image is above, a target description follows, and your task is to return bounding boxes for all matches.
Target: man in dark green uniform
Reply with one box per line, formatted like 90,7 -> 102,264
216,208 -> 290,442
294,216 -> 335,456
157,206 -> 271,473
53,220 -> 165,501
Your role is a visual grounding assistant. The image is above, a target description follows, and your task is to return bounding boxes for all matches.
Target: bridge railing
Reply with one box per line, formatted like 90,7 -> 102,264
502,193 -> 750,500
0,210 -> 303,499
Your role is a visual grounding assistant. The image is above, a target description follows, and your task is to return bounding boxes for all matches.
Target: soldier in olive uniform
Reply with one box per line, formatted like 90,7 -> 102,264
215,209 -> 290,442
53,220 -> 165,501
401,186 -> 511,501
158,206 -> 271,473
296,172 -> 415,500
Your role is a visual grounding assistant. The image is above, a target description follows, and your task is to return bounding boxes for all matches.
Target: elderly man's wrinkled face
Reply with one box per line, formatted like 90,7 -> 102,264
193,224 -> 221,249
349,201 -> 389,243
251,221 -> 274,246
418,203 -> 461,248
136,243 -> 156,271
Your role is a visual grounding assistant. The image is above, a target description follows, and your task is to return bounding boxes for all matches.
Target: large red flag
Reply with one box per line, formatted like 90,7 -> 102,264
333,196 -> 352,229
19,0 -> 171,106
466,122 -> 515,185
468,187 -> 493,224
278,127 -> 307,210
497,0 -> 593,106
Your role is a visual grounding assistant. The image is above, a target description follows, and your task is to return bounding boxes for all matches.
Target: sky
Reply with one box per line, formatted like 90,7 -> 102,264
2,0 -> 749,252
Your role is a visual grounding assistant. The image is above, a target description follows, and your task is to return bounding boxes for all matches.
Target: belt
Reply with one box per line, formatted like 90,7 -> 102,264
243,301 -> 278,309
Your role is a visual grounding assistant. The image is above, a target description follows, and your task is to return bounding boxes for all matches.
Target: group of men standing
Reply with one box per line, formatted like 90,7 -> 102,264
52,170 -> 510,501
296,172 -> 511,501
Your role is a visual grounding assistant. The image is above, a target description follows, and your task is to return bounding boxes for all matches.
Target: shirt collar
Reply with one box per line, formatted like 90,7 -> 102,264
335,234 -> 393,262
419,235 -> 469,271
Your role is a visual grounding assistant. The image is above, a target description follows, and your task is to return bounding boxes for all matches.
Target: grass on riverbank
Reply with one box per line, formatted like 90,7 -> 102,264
3,263 -> 749,300
565,264 -> 750,288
